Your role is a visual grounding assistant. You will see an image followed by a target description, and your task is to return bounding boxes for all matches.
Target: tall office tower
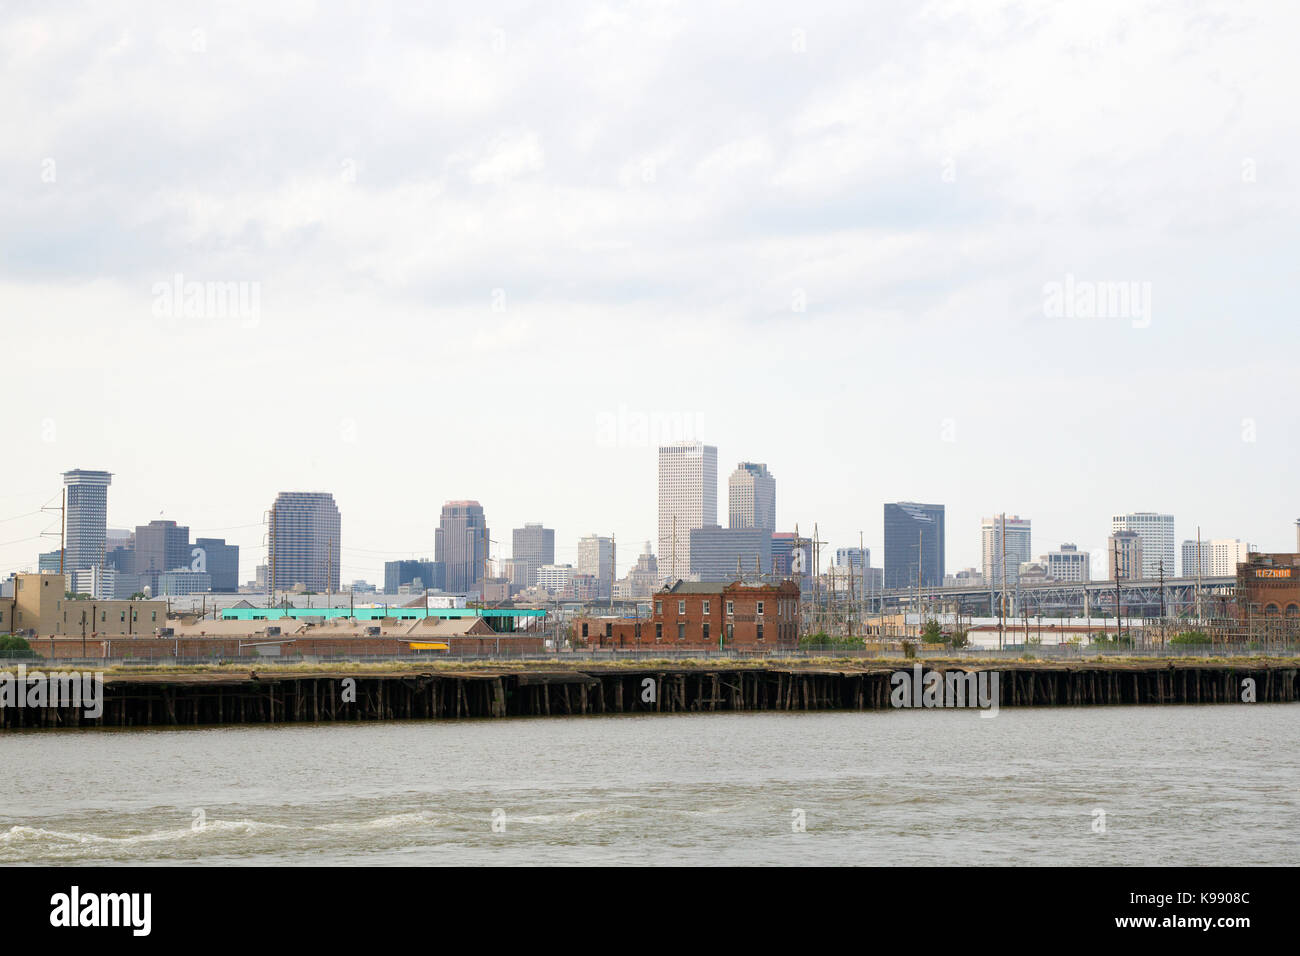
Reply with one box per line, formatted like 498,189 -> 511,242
134,520 -> 192,577
689,526 -> 772,580
194,537 -> 240,592
1108,531 -> 1144,581
1043,543 -> 1091,582
981,514 -> 1032,590
658,441 -> 718,581
383,559 -> 443,594
268,492 -> 341,593
512,523 -> 555,587
577,534 -> 615,597
105,529 -> 134,572
883,502 -> 945,590
1181,538 -> 1251,578
771,532 -> 813,591
728,462 -> 776,532
61,469 -> 112,572
435,500 -> 489,594
1110,512 -> 1175,578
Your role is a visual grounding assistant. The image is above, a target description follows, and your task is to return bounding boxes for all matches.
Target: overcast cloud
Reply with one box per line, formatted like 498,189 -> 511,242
2,0 -> 1297,581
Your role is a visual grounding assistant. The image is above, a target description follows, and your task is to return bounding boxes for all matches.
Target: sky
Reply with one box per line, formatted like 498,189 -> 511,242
1,0 -> 1297,585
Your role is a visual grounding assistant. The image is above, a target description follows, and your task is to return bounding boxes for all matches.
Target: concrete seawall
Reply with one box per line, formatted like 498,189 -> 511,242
2,661 -> 1297,729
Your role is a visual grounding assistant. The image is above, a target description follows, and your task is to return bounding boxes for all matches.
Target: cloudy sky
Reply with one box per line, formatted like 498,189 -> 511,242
2,0 -> 1297,583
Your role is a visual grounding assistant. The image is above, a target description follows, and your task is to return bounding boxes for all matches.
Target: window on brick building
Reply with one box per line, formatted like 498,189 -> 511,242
655,602 -> 662,615
757,624 -> 764,641
757,601 -> 764,616
726,601 -> 734,615
702,623 -> 710,642
702,600 -> 710,615
678,600 -> 685,615
677,623 -> 685,641
655,623 -> 663,640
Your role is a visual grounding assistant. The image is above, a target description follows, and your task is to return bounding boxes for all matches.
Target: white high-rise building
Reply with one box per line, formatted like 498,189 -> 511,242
658,441 -> 717,581
982,514 -> 1032,590
577,534 -> 615,597
1042,543 -> 1091,582
62,469 -> 113,573
1181,538 -> 1251,578
728,462 -> 776,532
536,564 -> 574,594
1111,512 -> 1175,578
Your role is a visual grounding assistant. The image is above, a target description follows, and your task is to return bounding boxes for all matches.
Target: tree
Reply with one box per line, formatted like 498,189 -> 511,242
921,620 -> 943,643
0,634 -> 34,656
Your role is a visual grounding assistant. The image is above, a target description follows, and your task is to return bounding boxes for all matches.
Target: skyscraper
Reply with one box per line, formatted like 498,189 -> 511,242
269,492 -> 341,593
134,520 -> 192,578
689,526 -> 772,581
61,469 -> 112,573
1181,538 -> 1250,578
728,462 -> 776,532
436,501 -> 489,594
1042,543 -> 1090,582
1110,512 -> 1175,578
512,523 -> 555,587
194,537 -> 240,592
658,441 -> 718,581
577,534 -> 615,598
383,558 -> 443,594
1108,531 -> 1144,581
981,514 -> 1032,590
883,502 -> 945,590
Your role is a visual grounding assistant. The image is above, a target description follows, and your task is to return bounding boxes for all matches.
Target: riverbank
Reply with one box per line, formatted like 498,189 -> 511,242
2,658 -> 1297,729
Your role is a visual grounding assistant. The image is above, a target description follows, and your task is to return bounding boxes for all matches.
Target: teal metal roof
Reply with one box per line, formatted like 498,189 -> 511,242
221,607 -> 546,621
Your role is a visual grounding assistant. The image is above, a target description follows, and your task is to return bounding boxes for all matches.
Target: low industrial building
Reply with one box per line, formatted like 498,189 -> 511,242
4,573 -> 169,638
576,579 -> 800,649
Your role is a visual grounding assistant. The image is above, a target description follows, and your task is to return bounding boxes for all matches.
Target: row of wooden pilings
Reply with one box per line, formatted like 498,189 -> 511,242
2,664 -> 1298,729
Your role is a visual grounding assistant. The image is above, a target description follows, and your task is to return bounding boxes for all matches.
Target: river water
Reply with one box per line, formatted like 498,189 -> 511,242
2,705 -> 1297,865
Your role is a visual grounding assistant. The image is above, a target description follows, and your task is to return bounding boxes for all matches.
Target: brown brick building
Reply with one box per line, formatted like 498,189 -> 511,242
577,580 -> 800,650
1236,553 -> 1300,638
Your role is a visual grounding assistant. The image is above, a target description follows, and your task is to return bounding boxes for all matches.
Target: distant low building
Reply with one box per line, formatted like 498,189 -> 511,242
156,569 -> 213,596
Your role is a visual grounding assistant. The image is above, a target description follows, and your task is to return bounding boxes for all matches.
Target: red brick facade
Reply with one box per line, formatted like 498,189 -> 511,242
577,580 -> 800,649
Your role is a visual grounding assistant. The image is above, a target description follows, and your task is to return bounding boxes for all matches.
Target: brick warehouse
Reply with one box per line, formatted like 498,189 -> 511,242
575,579 -> 800,650
1236,553 -> 1300,639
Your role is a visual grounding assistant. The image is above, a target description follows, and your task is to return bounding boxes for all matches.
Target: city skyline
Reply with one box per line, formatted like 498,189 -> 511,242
1,458 -> 1290,589
4,4 -> 1296,596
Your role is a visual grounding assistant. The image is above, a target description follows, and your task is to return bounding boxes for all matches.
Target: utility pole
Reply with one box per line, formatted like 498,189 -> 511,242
59,488 -> 66,576
1158,559 -> 1166,646
671,515 -> 677,581
268,508 -> 276,610
916,528 -> 923,639
1113,537 -> 1122,644
1000,513 -> 1008,650
1195,526 -> 1203,627
814,523 -> 822,629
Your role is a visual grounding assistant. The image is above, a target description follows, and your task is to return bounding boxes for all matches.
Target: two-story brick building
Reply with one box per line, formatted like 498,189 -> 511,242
577,579 -> 800,650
